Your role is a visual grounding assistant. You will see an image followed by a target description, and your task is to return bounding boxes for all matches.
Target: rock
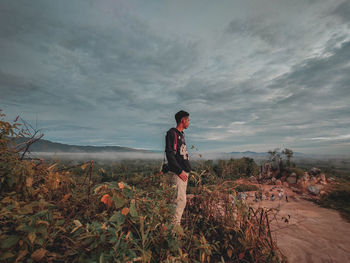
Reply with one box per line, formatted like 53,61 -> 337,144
302,193 -> 309,199
309,167 -> 322,176
319,173 -> 326,181
302,173 -> 309,181
307,185 -> 322,195
297,179 -> 302,188
249,176 -> 258,183
237,192 -> 247,200
276,179 -> 282,186
308,176 -> 317,184
297,179 -> 308,190
266,172 -> 272,179
271,177 -> 277,183
317,173 -> 327,184
286,175 -> 297,184
265,179 -> 272,185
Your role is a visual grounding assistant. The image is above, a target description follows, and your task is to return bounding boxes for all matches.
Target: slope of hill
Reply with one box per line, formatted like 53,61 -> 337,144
14,138 -> 149,153
229,151 -> 306,158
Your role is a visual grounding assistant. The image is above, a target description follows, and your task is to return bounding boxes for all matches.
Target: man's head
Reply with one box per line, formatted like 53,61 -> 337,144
175,110 -> 190,129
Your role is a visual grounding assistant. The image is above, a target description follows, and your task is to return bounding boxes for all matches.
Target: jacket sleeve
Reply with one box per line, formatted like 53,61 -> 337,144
165,131 -> 183,175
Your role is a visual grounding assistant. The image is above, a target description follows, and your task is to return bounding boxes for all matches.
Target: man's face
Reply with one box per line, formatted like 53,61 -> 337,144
182,116 -> 190,129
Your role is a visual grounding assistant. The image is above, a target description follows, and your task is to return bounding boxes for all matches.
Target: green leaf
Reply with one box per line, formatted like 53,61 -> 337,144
34,210 -> 48,218
123,189 -> 134,198
0,235 -> 19,249
109,211 -> 125,225
112,194 -> 126,209
56,219 -> 65,225
130,203 -> 138,218
109,213 -> 118,223
116,212 -> 125,225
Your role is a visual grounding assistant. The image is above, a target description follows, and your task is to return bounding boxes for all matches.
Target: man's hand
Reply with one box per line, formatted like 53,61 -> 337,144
178,170 -> 188,182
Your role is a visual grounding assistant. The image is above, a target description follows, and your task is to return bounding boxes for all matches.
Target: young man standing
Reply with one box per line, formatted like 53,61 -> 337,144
165,110 -> 191,226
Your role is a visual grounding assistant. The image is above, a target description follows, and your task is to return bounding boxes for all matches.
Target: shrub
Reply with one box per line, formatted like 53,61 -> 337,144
216,158 -> 259,179
182,183 -> 284,262
319,181 -> 350,221
235,184 -> 259,192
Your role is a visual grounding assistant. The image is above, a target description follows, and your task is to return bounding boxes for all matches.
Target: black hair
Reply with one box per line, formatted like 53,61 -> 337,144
175,110 -> 189,124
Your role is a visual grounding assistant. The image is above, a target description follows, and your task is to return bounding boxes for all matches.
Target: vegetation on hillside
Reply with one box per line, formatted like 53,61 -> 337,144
318,180 -> 350,221
0,112 -> 284,262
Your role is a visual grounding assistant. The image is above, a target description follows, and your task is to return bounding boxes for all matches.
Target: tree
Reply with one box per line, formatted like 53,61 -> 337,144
282,148 -> 293,167
267,148 -> 281,170
243,157 -> 258,177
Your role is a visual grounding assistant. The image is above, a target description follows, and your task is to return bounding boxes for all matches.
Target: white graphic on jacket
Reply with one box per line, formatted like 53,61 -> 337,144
180,144 -> 188,160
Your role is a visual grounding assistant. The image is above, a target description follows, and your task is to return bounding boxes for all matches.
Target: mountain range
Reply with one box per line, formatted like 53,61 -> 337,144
13,138 -> 313,159
13,137 -> 149,153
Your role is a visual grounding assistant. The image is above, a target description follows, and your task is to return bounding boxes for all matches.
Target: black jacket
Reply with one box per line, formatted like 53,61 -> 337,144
165,128 -> 191,175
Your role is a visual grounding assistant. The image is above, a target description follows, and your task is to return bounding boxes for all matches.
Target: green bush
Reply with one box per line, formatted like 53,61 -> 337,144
319,181 -> 350,221
235,184 -> 259,192
214,158 -> 259,180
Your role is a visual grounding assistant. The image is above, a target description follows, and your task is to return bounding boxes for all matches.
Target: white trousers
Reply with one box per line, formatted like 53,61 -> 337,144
172,173 -> 188,225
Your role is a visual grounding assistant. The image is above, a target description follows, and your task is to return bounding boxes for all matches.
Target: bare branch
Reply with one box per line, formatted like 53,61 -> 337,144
20,133 -> 44,160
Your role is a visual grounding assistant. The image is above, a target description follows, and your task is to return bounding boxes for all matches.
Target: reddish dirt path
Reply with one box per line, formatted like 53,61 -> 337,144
247,190 -> 350,263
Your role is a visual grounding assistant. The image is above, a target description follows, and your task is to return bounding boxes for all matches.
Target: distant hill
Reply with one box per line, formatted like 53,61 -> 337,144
13,138 -> 150,153
229,151 -> 267,158
227,151 -> 306,159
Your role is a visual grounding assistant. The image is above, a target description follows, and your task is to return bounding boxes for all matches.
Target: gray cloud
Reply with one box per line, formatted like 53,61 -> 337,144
331,1 -> 350,23
1,0 -> 350,155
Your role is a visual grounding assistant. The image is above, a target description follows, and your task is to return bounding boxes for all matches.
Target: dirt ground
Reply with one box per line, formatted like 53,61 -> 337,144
245,184 -> 350,263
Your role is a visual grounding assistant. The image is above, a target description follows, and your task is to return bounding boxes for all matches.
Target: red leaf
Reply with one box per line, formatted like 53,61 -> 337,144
101,194 -> 113,207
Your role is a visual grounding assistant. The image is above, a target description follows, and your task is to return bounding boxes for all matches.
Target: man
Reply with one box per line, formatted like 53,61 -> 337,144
165,110 -> 191,226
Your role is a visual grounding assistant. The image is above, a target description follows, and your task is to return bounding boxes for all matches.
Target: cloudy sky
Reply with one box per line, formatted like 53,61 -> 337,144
1,0 -> 350,155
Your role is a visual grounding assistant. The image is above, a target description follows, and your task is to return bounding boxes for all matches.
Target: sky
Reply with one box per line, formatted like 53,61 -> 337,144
1,0 -> 350,155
